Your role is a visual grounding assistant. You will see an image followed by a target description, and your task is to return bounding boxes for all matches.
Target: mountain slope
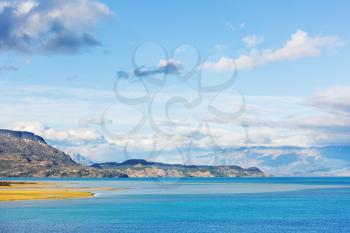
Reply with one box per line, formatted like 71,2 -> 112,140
0,129 -> 127,178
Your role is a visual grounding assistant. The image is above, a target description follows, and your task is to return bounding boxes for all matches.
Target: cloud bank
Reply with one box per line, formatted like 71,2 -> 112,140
306,86 -> 350,115
1,81 -> 350,175
9,121 -> 103,144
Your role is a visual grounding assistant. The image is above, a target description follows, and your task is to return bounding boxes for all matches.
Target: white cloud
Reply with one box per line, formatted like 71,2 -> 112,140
305,86 -> 350,114
242,35 -> 264,48
203,29 -> 345,71
62,143 -> 124,163
9,121 -> 102,144
0,0 -> 114,53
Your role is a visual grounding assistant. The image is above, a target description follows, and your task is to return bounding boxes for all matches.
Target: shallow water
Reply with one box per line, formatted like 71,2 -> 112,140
1,177 -> 350,233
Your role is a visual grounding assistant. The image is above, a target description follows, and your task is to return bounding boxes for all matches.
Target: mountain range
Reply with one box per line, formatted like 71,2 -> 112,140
0,129 -> 265,178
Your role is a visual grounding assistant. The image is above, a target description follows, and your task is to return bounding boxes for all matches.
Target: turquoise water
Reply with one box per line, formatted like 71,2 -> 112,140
1,178 -> 350,233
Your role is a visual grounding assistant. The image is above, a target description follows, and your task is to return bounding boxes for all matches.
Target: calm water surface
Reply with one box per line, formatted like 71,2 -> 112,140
1,177 -> 350,233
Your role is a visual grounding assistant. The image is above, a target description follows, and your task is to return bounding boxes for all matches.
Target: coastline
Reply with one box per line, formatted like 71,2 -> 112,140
0,181 -> 96,202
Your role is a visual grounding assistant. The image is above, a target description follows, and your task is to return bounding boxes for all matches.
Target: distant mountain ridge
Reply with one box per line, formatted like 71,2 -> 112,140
92,159 -> 264,178
91,159 -> 182,168
0,129 -> 266,178
92,159 -> 251,170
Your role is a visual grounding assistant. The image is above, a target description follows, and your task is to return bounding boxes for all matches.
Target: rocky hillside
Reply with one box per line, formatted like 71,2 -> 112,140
0,129 -> 265,178
92,159 -> 265,178
0,129 -> 127,178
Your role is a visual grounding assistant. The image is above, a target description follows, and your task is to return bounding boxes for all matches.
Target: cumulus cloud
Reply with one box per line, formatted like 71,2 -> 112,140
0,0 -> 113,53
242,35 -> 264,48
62,143 -> 125,163
9,121 -> 103,144
203,29 -> 345,71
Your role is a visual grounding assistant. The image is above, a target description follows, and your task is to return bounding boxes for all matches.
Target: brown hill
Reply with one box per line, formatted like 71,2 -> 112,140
0,129 -> 127,178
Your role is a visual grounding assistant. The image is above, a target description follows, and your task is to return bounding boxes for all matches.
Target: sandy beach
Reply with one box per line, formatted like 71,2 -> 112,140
0,181 -> 97,201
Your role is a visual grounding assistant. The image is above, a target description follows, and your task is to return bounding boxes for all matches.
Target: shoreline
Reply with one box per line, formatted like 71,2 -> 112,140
0,181 -> 96,202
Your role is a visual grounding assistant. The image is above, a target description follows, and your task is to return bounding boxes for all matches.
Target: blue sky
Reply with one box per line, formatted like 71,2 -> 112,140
1,0 -> 350,175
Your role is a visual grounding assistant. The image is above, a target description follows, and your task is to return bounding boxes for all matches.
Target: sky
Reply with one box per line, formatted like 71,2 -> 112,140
1,0 -> 350,176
